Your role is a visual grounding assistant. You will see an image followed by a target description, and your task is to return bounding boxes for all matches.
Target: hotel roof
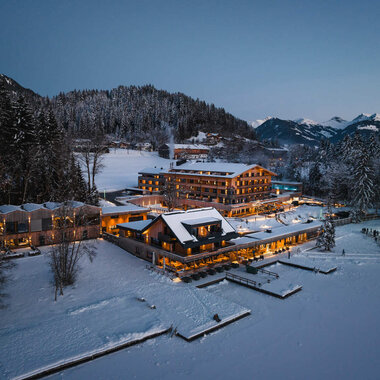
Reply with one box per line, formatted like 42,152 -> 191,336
165,162 -> 276,178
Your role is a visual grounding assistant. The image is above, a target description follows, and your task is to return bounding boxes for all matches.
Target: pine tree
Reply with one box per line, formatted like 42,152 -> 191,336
350,135 -> 375,219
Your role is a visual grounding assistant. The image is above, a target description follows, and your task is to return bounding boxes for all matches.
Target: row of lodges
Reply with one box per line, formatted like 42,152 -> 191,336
115,207 -> 321,274
0,202 -> 150,249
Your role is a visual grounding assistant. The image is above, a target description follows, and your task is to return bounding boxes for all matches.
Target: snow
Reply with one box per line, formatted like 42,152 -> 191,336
228,205 -> 322,234
95,149 -> 174,192
167,162 -> 263,178
21,203 -> 46,212
357,125 -> 378,132
118,219 -> 153,231
293,118 -> 319,126
187,131 -> 207,142
245,221 -> 321,241
98,198 -> 116,207
249,116 -> 273,128
0,205 -> 24,214
279,255 -> 337,273
173,143 -> 209,150
0,239 -> 249,379
320,116 -> 349,129
161,208 -> 236,244
101,204 -> 149,215
45,219 -> 380,380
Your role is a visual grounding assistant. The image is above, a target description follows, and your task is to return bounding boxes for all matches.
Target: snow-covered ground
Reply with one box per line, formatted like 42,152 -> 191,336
47,219 -> 380,380
1,220 -> 380,379
95,149 -> 173,192
0,240 -> 248,379
228,204 -> 323,233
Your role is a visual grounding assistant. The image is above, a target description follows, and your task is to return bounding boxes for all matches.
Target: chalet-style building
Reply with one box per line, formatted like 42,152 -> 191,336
139,162 -> 276,205
114,207 -> 321,274
101,204 -> 150,235
158,144 -> 210,159
0,202 -> 101,249
118,207 -> 237,256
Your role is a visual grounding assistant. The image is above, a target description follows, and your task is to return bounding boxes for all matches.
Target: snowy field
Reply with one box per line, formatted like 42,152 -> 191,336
46,219 -> 380,380
95,149 -> 173,192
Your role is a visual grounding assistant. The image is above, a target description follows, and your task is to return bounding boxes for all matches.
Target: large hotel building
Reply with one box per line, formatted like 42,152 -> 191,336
138,162 -> 276,205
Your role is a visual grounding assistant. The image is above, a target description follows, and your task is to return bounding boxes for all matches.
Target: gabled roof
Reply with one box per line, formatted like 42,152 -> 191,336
0,205 -> 24,214
160,207 -> 236,244
21,203 -> 46,212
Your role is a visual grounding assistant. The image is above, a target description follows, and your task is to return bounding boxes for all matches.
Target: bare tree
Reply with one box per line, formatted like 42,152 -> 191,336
162,176 -> 180,211
49,203 -> 97,300
0,251 -> 15,307
76,128 -> 107,204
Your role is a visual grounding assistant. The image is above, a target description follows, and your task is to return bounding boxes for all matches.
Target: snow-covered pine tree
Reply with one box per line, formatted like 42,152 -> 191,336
350,134 -> 375,221
316,201 -> 336,251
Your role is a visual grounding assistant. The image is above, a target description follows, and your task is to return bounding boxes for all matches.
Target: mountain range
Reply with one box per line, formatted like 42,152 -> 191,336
251,114 -> 379,146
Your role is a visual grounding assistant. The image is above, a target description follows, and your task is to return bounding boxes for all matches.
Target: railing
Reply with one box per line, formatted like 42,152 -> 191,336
256,267 -> 279,278
226,272 -> 261,287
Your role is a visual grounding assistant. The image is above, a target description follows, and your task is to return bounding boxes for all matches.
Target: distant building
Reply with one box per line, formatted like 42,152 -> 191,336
158,144 -> 210,159
135,142 -> 153,151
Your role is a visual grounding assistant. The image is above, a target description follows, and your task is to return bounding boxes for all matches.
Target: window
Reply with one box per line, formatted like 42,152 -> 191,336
18,221 -> 28,233
6,222 -> 17,234
42,218 -> 52,231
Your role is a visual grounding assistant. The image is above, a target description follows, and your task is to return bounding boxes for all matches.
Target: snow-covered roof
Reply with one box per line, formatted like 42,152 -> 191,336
246,221 -> 322,241
66,201 -> 86,208
138,167 -> 167,175
117,219 -> 153,231
161,207 -> 236,244
0,201 -> 97,215
173,144 -> 210,150
166,162 -> 275,178
182,217 -> 221,226
21,203 -> 46,212
102,204 -> 149,215
0,205 -> 24,214
43,202 -> 62,210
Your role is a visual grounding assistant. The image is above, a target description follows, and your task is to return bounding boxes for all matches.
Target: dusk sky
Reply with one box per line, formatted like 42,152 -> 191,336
1,0 -> 379,122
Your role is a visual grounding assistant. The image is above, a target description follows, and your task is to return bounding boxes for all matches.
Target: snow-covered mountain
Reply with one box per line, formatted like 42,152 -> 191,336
249,116 -> 273,128
253,113 -> 379,146
255,118 -> 337,146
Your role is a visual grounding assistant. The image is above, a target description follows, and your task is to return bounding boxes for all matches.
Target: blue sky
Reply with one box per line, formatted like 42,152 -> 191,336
1,0 -> 379,122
